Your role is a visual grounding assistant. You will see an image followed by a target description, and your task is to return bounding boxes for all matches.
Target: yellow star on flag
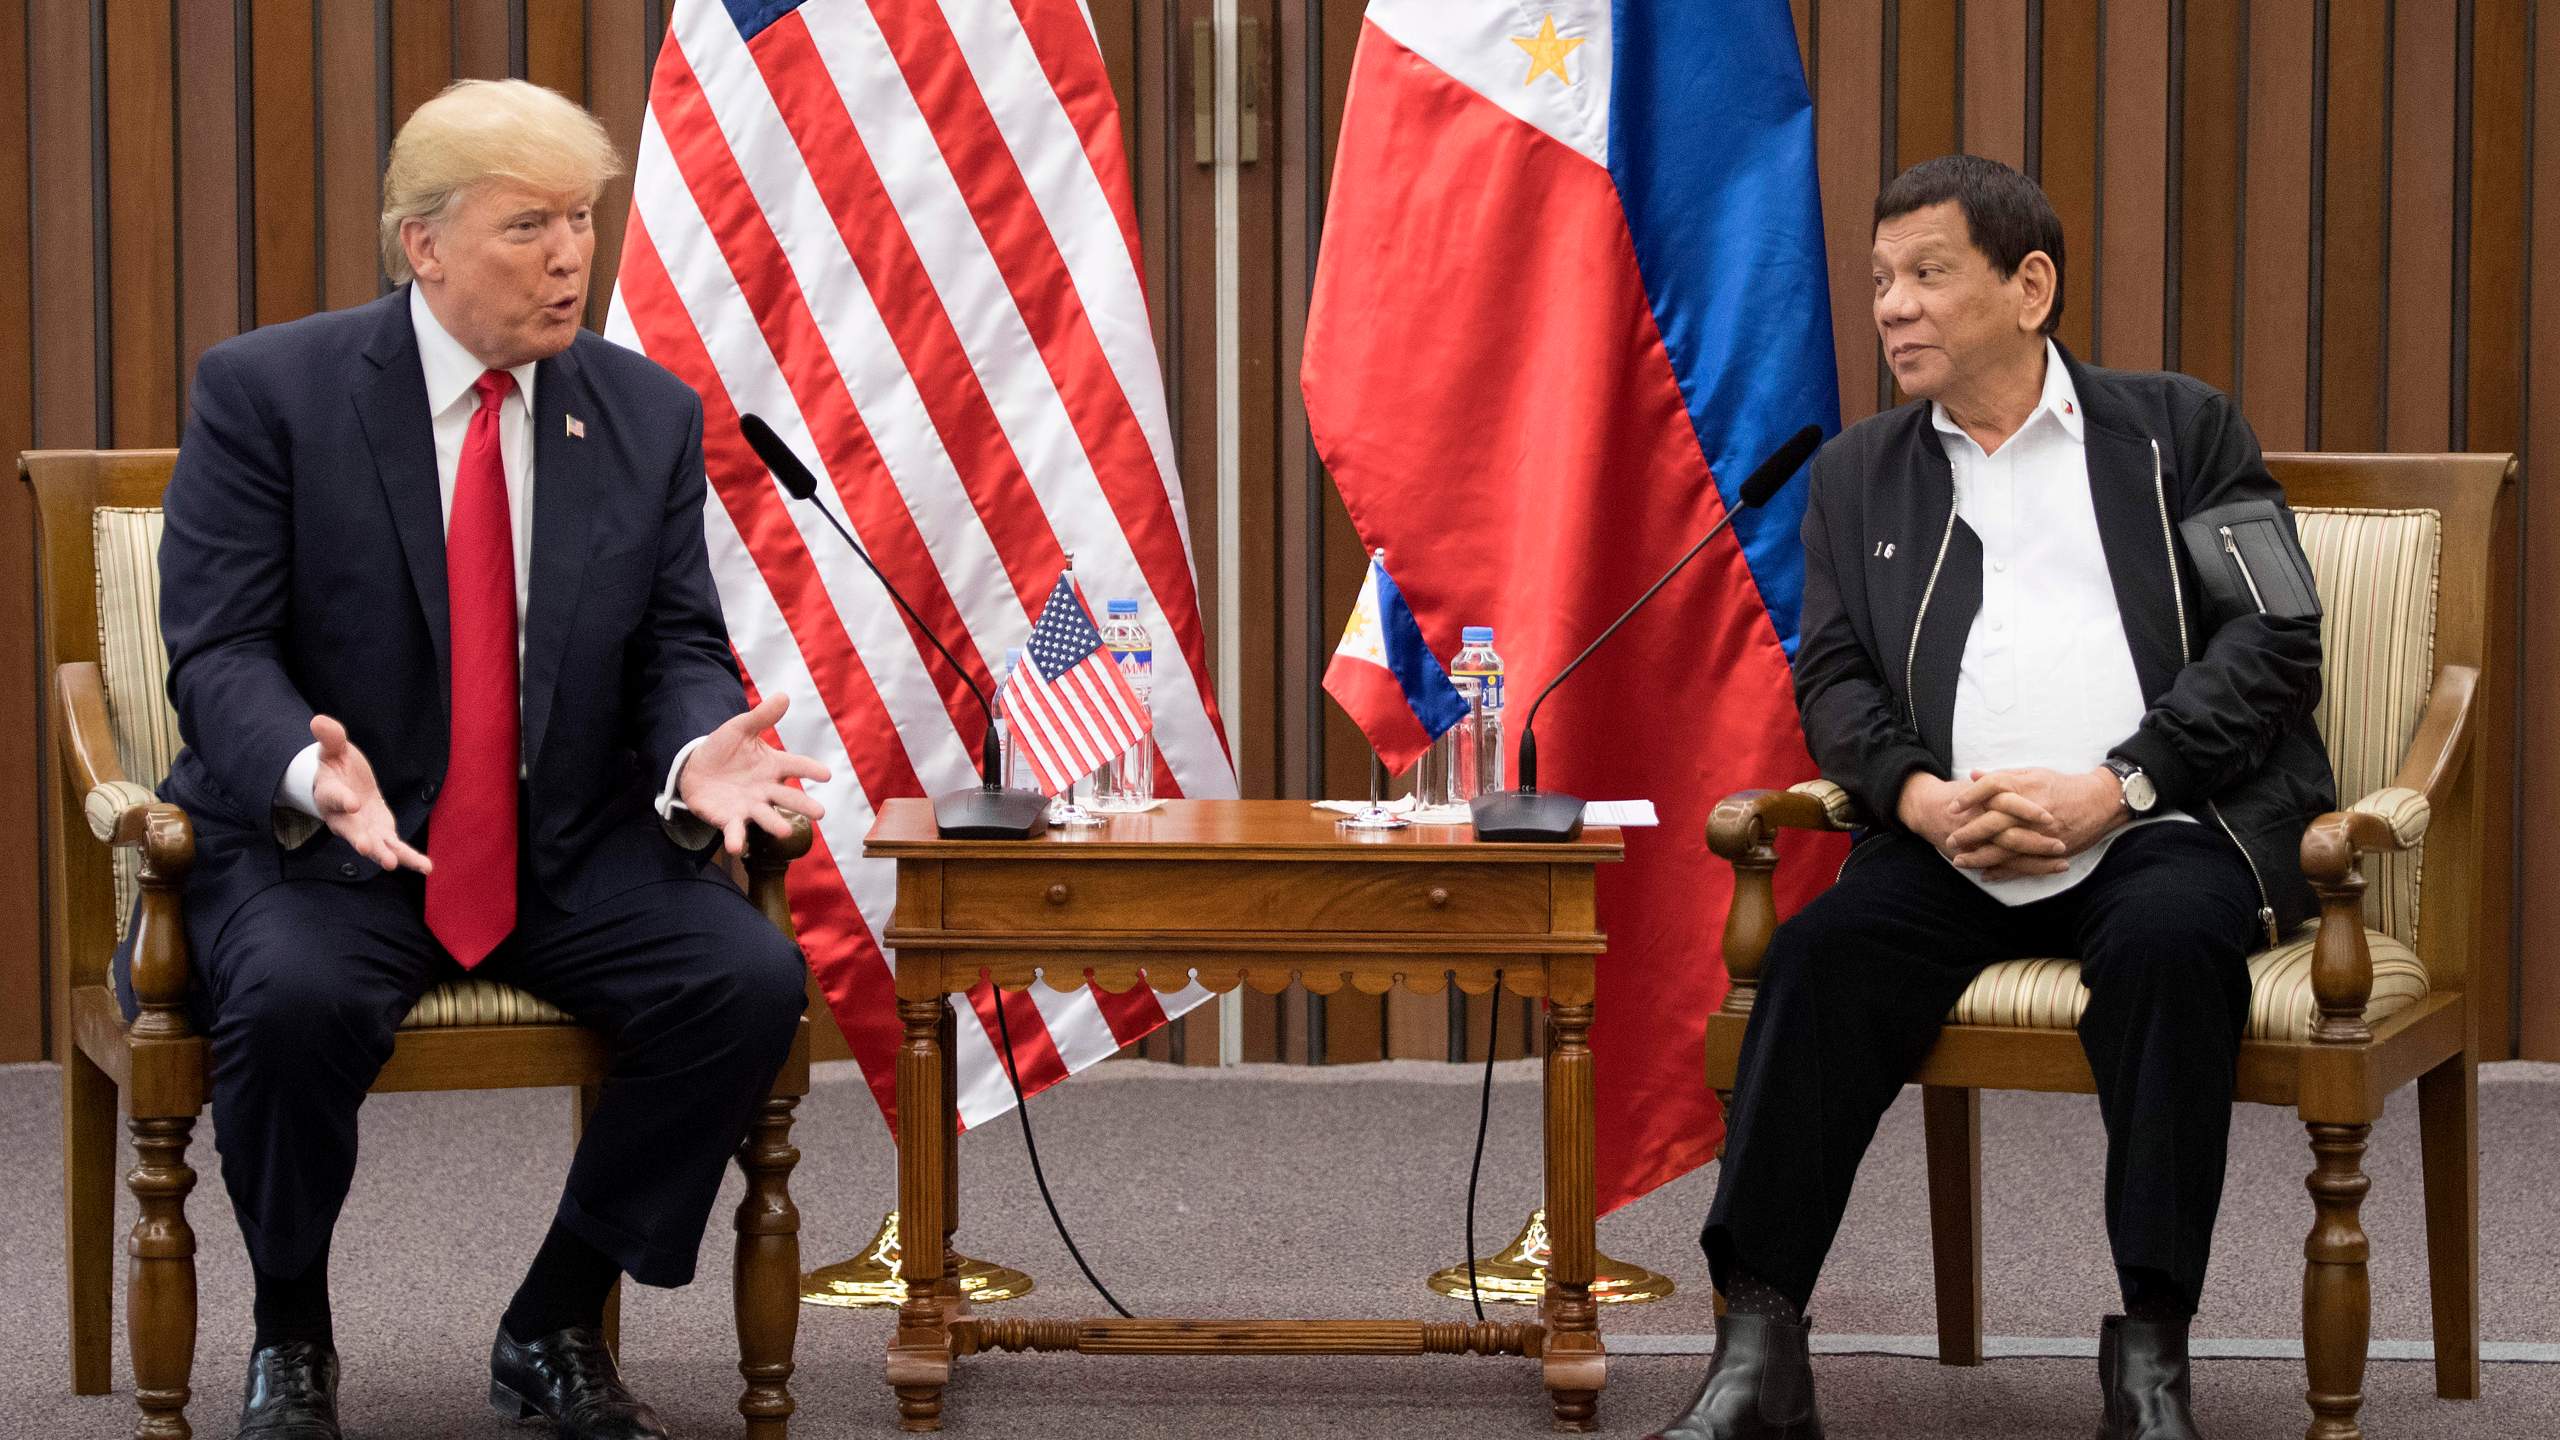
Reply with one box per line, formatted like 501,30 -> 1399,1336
1511,15 -> 1586,87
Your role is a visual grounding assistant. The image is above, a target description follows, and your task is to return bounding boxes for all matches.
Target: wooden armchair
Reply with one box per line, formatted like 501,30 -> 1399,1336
1702,452 -> 2514,1440
28,449 -> 815,1440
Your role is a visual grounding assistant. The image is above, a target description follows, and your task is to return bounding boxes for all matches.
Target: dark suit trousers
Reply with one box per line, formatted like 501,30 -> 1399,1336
1703,821 -> 2259,1314
189,863 -> 806,1289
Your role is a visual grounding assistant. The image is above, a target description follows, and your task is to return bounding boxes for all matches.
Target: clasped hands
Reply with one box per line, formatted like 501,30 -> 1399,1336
305,694 -> 830,874
1896,765 -> 2127,883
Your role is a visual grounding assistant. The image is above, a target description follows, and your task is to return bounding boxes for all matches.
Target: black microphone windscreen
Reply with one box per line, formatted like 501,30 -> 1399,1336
1738,424 -> 1824,509
739,413 -> 819,501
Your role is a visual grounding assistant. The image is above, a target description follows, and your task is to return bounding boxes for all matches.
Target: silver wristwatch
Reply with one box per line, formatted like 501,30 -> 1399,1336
2103,757 -> 2157,815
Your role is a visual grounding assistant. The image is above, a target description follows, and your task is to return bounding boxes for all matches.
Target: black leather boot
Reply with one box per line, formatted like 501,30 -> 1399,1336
490,1325 -> 671,1439
237,1340 -> 342,1439
2097,1314 -> 2205,1439
1644,1312 -> 1825,1440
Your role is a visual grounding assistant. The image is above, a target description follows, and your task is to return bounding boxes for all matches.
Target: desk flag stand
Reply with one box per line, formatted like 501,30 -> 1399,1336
1427,1207 -> 1676,1305
800,1211 -> 1036,1309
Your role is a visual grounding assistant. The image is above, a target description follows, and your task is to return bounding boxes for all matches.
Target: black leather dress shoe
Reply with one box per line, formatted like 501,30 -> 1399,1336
1644,1312 -> 1825,1440
237,1340 -> 342,1439
2098,1314 -> 2206,1439
490,1325 -> 670,1439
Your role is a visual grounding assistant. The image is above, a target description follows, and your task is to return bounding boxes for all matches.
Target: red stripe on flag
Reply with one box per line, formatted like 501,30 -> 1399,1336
1087,981 -> 1171,1047
863,0 -> 1226,762
966,982 -> 1072,1095
784,816 -> 902,1125
745,14 -> 1065,617
618,219 -> 927,810
1004,0 -> 1146,279
652,39 -> 994,745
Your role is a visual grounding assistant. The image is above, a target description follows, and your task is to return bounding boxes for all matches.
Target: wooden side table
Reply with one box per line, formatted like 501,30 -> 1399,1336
864,798 -> 1624,1433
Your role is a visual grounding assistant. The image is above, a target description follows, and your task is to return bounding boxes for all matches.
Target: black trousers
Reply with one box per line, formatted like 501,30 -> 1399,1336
1703,820 -> 2259,1314
182,867 -> 806,1289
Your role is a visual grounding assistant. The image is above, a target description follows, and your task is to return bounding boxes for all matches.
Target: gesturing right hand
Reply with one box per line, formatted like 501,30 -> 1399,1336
309,714 -> 433,874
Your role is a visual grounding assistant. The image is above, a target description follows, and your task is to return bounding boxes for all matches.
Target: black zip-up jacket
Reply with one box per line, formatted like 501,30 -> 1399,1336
1795,346 -> 2336,941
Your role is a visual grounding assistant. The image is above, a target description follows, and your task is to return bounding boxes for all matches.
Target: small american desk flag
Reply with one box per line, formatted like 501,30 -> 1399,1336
1001,575 -> 1152,796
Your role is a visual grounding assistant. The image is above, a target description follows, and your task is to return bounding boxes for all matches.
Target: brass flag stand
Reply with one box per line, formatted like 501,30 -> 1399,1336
1427,1207 -> 1676,1305
800,1211 -> 1035,1309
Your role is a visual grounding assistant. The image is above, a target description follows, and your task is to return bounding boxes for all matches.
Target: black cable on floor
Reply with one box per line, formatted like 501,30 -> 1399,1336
1462,971 -> 1505,1324
991,989 -> 1134,1319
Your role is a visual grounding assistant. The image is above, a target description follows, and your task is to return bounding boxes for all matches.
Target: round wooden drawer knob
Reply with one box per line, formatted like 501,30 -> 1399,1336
1428,887 -> 1451,908
1046,883 -> 1071,906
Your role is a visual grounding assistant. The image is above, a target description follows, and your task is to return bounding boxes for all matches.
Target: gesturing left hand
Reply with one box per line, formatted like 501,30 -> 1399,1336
677,694 -> 832,855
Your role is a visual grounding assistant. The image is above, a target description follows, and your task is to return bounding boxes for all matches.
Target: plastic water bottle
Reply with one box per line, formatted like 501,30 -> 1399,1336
1092,599 -> 1156,811
1450,627 -> 1505,800
995,646 -> 1031,791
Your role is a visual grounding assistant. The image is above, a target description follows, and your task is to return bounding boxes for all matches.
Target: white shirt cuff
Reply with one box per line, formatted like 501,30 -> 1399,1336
658,734 -> 720,850
272,740 -> 325,849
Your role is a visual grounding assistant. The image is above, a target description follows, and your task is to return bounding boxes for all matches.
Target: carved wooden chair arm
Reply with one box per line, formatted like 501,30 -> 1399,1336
2296,663 -> 2476,1046
1707,780 -> 1866,1012
743,813 -> 814,945
58,661 -> 198,1029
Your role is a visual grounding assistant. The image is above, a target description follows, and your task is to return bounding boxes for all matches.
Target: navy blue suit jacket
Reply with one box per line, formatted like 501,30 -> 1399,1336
157,287 -> 748,947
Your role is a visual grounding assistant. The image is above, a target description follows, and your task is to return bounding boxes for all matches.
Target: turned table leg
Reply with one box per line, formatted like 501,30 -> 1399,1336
1541,1000 -> 1603,1433
890,996 -> 955,1432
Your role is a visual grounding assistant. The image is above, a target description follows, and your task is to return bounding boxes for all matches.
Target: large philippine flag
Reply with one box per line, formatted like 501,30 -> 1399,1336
1303,0 -> 1847,1211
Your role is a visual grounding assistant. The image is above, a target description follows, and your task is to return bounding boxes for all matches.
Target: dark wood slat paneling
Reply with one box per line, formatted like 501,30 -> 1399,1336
2039,0 -> 2101,361
317,0 -> 381,310
0,0 -> 41,1062
391,0 -> 455,126
2384,0 -> 2457,450
2463,0 -> 2530,455
459,0 -> 511,79
249,0 -> 319,327
2521,0 -> 2560,1062
29,0 -> 99,448
1961,0 -> 2031,169
1818,0 -> 1888,422
1896,0 -> 1961,172
2175,0 -> 2245,391
2239,0 -> 2315,448
2099,0 -> 2171,369
2316,0 -> 2391,451
527,0 -> 586,102
176,0 -> 245,393
585,5 -> 650,333
104,0 -> 179,446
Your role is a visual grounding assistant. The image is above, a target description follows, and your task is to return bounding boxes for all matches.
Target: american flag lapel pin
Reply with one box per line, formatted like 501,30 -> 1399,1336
566,413 -> 586,439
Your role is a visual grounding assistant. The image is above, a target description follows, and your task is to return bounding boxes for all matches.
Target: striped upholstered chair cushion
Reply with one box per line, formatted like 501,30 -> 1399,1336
90,507 -> 569,1031
1941,505 -> 2443,1040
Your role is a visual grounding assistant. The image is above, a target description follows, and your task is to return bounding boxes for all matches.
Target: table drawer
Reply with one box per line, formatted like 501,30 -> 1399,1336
939,861 -> 1553,934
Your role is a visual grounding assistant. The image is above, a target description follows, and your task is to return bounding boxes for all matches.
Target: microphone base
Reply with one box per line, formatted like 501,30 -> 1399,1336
933,786 -> 1052,840
1468,790 -> 1586,844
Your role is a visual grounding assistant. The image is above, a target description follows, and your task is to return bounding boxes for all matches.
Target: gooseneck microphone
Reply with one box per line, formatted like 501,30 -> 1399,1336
1470,424 -> 1825,843
740,414 -> 1047,839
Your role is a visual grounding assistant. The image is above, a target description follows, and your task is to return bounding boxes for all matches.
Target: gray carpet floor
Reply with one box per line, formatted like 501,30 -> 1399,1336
4,1056 -> 2556,1438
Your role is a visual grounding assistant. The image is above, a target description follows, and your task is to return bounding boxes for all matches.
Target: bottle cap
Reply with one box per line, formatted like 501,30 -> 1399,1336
1107,598 -> 1139,615
1462,626 -> 1495,644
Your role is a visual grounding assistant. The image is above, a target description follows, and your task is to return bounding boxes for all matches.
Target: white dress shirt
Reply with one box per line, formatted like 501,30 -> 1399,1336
1936,341 -> 2188,905
276,287 -> 706,828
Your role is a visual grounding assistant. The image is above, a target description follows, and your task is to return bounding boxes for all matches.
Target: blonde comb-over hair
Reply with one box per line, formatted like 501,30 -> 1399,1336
379,78 -> 624,283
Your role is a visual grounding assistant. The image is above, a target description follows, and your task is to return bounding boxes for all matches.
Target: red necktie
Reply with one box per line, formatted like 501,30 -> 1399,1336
425,369 -> 519,968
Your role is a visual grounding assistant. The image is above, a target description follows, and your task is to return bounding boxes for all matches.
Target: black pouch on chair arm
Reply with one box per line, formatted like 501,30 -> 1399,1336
2176,499 -> 2323,623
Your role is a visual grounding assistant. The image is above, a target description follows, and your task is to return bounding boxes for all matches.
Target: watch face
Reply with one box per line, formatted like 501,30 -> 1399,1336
2124,772 -> 2158,812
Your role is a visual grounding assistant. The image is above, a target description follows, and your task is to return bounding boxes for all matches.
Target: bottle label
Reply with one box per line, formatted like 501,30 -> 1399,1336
1451,668 -> 1503,708
1113,646 -> 1153,677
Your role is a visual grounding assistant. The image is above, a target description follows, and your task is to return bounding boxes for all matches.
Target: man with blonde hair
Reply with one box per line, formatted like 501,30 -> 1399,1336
151,79 -> 824,1439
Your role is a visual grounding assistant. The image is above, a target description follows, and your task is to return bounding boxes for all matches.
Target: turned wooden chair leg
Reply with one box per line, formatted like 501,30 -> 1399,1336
736,1092 -> 802,1439
66,1047 -> 119,1395
128,1113 -> 199,1440
2302,1120 -> 2374,1440
2416,1052 -> 2481,1400
1921,1086 -> 1985,1366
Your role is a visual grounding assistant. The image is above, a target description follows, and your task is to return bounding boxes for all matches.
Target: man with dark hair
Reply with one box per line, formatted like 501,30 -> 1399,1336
1645,155 -> 2333,1440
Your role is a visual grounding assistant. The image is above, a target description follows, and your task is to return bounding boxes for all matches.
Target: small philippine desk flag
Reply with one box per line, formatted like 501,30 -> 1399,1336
1323,551 -> 1469,775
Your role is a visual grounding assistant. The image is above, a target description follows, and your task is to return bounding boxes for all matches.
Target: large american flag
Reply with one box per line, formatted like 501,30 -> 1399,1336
1002,574 -> 1152,796
606,0 -> 1235,1129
